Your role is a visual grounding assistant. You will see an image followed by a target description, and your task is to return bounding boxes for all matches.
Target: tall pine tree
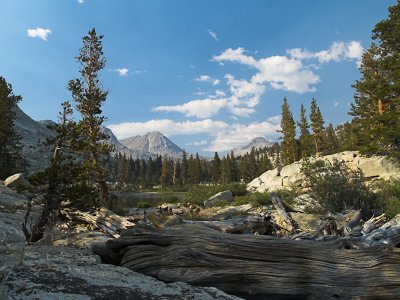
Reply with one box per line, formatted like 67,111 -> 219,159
68,29 -> 113,207
0,76 -> 25,179
350,1 -> 400,161
278,97 -> 297,165
298,104 -> 313,158
310,98 -> 325,155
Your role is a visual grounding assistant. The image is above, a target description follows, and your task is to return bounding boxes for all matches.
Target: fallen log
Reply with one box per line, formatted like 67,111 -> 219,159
99,223 -> 400,299
270,192 -> 296,234
61,207 -> 135,238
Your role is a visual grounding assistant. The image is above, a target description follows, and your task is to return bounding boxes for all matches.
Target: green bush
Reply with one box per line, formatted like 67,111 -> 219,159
182,183 -> 247,205
274,186 -> 302,210
233,192 -> 271,207
301,158 -> 374,213
373,179 -> 400,218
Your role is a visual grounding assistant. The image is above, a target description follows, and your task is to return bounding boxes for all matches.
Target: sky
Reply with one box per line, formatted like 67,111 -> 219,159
0,0 -> 396,155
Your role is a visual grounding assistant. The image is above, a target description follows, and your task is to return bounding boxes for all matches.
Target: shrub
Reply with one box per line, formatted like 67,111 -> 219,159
373,178 -> 400,218
233,192 -> 271,207
301,158 -> 373,213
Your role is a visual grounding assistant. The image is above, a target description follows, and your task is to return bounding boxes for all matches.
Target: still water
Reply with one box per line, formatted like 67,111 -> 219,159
110,192 -> 181,216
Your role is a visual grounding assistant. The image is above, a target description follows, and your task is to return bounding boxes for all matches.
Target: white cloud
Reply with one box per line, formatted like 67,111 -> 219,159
27,27 -> 52,41
153,98 -> 228,118
115,68 -> 129,76
204,118 -> 281,152
287,41 -> 363,66
187,140 -> 208,146
77,0 -> 84,3
156,41 -> 364,120
208,29 -> 219,42
194,75 -> 211,82
108,119 -> 229,140
214,47 -> 319,94
334,101 -> 339,107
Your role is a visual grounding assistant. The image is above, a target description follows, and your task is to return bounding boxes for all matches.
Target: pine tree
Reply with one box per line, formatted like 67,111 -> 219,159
181,150 -> 189,185
336,122 -> 359,151
278,97 -> 297,165
161,155 -> 173,187
0,76 -> 25,179
324,123 -> 339,154
310,98 -> 325,155
68,28 -> 113,207
350,2 -> 400,161
23,101 -> 79,243
211,152 -> 221,183
298,104 -> 313,158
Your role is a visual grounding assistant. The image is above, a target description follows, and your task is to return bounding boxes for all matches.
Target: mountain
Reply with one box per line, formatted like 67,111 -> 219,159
119,131 -> 183,159
232,137 -> 273,157
13,106 -> 55,171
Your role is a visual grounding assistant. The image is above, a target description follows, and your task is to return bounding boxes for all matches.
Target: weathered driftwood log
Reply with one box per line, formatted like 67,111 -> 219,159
270,192 -> 296,233
100,223 -> 400,300
61,207 -> 135,238
362,214 -> 386,235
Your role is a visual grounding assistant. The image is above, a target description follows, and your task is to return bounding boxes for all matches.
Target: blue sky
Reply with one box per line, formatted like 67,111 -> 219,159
0,0 -> 396,155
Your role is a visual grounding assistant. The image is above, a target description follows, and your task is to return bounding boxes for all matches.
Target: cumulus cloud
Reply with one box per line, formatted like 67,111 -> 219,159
208,29 -> 219,41
153,98 -> 228,118
77,0 -> 84,3
27,27 -> 52,41
214,47 -> 320,94
108,119 -> 229,140
204,118 -> 281,152
115,68 -> 129,76
154,41 -> 363,119
287,41 -> 363,65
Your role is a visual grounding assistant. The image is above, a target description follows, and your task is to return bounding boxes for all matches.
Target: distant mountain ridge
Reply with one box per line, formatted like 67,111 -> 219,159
232,137 -> 273,157
13,106 -> 55,171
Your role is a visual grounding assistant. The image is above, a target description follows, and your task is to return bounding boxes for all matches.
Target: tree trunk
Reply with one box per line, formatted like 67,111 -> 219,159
99,223 -> 400,299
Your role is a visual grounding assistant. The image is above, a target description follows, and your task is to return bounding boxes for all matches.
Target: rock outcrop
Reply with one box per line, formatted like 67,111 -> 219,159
1,245 -> 240,300
248,151 -> 400,193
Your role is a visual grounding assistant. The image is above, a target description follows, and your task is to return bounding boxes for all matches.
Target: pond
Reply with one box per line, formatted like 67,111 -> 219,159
110,192 -> 182,216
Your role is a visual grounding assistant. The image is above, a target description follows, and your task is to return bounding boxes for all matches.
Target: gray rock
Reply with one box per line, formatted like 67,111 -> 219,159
0,185 -> 27,209
292,194 -> 321,213
1,245 -> 241,300
204,190 -> 233,208
4,173 -> 28,188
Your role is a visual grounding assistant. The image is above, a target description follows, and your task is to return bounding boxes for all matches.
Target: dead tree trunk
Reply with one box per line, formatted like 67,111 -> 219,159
98,223 -> 400,300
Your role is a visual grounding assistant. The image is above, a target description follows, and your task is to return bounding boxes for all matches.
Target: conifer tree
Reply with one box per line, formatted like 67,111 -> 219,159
161,155 -> 173,187
310,98 -> 325,155
278,97 -> 297,165
181,150 -> 189,185
211,152 -> 221,183
350,1 -> 400,161
68,28 -> 113,207
0,76 -> 25,179
298,104 -> 313,158
324,123 -> 339,154
23,101 -> 77,243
